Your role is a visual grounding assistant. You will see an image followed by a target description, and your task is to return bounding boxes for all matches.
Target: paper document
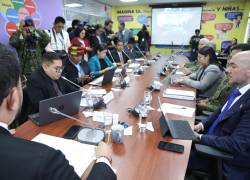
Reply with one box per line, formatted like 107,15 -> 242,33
93,111 -> 119,124
82,111 -> 93,118
32,133 -> 96,177
128,63 -> 140,69
115,68 -> 122,73
88,76 -> 103,85
87,89 -> 107,96
103,91 -> 114,104
135,58 -> 145,61
146,122 -> 154,132
147,60 -> 156,63
126,69 -> 133,73
124,126 -> 133,136
163,89 -> 195,101
158,103 -> 195,117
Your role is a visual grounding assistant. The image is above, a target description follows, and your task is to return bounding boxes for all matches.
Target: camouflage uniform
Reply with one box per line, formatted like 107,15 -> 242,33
206,76 -> 232,112
10,29 -> 50,76
185,60 -> 200,73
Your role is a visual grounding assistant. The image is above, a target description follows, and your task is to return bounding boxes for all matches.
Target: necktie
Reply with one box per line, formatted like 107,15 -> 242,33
207,88 -> 241,134
52,81 -> 63,96
118,52 -> 124,64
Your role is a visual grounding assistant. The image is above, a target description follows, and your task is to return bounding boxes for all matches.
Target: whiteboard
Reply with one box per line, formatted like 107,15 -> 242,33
151,7 -> 202,45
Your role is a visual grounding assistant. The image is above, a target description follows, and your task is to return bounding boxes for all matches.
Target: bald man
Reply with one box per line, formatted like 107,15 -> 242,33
188,51 -> 250,180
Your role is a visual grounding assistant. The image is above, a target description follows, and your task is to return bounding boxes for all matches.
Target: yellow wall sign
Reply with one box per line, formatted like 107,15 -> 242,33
112,1 -> 250,54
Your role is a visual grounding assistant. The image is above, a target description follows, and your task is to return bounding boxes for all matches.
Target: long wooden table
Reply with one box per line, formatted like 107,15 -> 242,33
15,55 -> 195,180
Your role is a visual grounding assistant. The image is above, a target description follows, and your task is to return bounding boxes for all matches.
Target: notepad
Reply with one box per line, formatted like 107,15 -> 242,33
32,133 -> 96,177
157,103 -> 195,117
163,89 -> 195,101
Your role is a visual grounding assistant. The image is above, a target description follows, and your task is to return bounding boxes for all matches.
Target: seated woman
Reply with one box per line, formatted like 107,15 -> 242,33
88,43 -> 115,77
71,26 -> 92,61
175,46 -> 224,97
62,45 -> 93,86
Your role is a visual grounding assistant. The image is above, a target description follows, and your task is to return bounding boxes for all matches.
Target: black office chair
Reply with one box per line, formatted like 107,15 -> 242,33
9,88 -> 30,129
189,144 -> 234,180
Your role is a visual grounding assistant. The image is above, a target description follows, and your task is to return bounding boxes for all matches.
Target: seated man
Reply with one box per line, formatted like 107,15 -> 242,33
187,51 -> 250,180
107,39 -> 128,66
197,43 -> 250,112
26,52 -> 79,114
0,45 -> 116,180
62,45 -> 93,86
123,37 -> 141,61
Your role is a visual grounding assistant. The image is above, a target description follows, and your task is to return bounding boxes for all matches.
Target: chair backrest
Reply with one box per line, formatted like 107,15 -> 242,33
221,41 -> 231,52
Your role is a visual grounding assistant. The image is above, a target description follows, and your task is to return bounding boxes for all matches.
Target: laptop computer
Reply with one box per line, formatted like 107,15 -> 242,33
29,91 -> 82,126
88,67 -> 116,86
157,97 -> 196,140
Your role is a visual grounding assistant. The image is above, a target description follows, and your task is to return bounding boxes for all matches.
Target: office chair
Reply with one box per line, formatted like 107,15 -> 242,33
189,144 -> 233,180
9,87 -> 30,129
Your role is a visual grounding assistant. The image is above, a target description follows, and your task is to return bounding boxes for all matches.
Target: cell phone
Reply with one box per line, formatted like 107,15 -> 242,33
158,141 -> 184,153
63,125 -> 82,139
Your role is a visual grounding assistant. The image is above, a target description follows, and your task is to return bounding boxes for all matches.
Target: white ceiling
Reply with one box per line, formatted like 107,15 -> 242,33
94,0 -> 241,6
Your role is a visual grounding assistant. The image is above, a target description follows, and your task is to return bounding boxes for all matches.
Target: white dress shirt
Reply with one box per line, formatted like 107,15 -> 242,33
45,29 -> 71,52
0,122 -> 8,131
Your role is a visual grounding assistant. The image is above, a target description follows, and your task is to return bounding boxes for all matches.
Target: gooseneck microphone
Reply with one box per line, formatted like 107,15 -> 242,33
135,45 -> 148,61
49,107 -> 105,145
61,76 -> 81,88
107,49 -> 115,63
122,49 -> 133,61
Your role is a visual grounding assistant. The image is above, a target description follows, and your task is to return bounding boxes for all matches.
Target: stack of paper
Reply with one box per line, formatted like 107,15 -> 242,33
32,133 -> 96,177
158,103 -> 195,117
128,63 -> 140,69
163,89 -> 195,101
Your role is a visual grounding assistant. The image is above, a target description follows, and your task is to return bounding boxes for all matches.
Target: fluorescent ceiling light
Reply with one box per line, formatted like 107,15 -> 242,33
120,0 -> 138,2
65,3 -> 83,8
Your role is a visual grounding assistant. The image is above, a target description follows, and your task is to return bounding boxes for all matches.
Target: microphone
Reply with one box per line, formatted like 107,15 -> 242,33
61,76 -> 81,88
122,49 -> 133,61
161,67 -> 178,84
49,107 -> 105,145
107,49 -> 115,63
135,45 -> 150,66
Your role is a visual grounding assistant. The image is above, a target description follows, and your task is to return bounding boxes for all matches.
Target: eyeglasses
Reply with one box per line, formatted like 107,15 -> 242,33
54,66 -> 64,73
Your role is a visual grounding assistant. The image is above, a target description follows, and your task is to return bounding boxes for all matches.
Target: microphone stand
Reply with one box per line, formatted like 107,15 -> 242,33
136,45 -> 150,65
107,49 -> 115,63
49,107 -> 105,145
61,76 -> 82,88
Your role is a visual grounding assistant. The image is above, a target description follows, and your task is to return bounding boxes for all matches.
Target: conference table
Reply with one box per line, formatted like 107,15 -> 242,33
15,55 -> 196,180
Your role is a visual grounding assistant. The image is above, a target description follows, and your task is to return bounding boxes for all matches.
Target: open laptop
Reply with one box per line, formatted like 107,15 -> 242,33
157,97 -> 196,140
88,67 -> 116,86
29,91 -> 82,126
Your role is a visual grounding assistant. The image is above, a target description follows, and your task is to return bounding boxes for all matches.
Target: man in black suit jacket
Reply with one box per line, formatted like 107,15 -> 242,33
62,45 -> 93,86
123,37 -> 141,61
188,51 -> 250,180
89,24 -> 105,54
26,52 -> 79,114
107,40 -> 128,66
0,42 -> 116,180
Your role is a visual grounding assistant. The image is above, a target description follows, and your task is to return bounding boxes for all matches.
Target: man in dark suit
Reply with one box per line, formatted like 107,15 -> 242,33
107,40 -> 128,66
89,24 -> 105,54
62,45 -> 93,86
25,52 -> 79,114
188,51 -> 250,180
123,37 -> 141,61
0,44 -> 116,180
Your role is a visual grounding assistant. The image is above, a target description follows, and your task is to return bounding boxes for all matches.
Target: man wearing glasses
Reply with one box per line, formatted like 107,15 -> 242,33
26,52 -> 78,114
